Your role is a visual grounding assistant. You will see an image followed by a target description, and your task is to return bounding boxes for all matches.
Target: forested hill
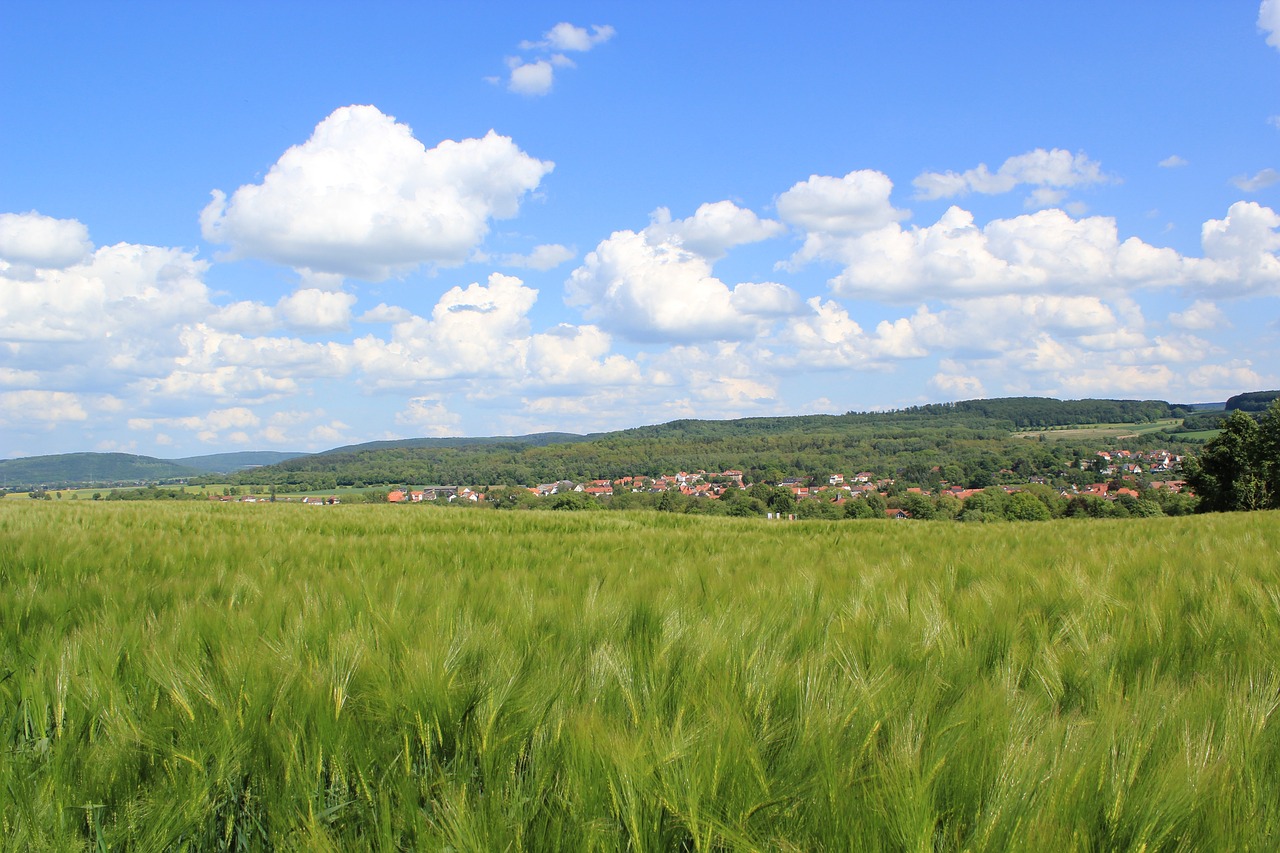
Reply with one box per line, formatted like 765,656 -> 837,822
0,453 -> 202,487
317,432 -> 592,456
1225,391 -> 1280,412
0,450 -> 306,489
220,397 -> 1189,491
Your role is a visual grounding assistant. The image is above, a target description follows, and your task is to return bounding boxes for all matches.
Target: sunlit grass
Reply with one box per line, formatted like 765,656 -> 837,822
2,502 -> 1279,849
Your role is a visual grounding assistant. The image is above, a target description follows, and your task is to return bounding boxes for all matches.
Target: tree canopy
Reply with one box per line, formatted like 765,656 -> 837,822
1184,401 -> 1280,512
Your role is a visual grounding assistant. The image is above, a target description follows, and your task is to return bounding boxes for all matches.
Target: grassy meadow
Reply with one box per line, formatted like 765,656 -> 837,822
1010,418 -> 1187,441
3,502 -> 1280,850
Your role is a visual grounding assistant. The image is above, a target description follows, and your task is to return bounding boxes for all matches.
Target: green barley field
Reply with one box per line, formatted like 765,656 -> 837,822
3,502 -> 1280,850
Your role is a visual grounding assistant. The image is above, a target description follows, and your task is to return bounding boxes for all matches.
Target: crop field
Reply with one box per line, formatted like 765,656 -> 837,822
3,503 -> 1280,850
1011,418 -> 1185,441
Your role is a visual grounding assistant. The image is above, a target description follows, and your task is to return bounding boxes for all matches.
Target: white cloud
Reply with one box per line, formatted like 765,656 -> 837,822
819,206 -> 1165,301
643,344 -> 779,419
209,300 -> 278,334
358,303 -> 414,324
1231,168 -> 1280,192
498,243 -> 576,270
913,148 -> 1109,203
395,397 -> 462,436
1261,0 -> 1280,50
1197,200 -> 1280,295
131,408 -> 255,434
1187,360 -> 1266,393
1159,155 -> 1188,168
200,105 -> 553,280
0,241 -> 212,386
275,289 -> 357,332
786,194 -> 1280,302
566,225 -> 801,343
775,171 -> 911,272
1025,188 -> 1068,209
0,211 -> 92,270
523,23 -> 616,52
645,201 -> 785,260
508,60 -> 555,96
776,170 -> 906,254
930,370 -> 985,399
525,324 -> 642,388
505,23 -> 614,96
1168,299 -> 1229,330
0,390 -> 88,425
131,323 -> 351,405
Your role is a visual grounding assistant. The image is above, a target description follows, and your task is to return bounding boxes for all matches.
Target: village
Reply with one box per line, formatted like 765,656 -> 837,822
379,446 -> 1189,514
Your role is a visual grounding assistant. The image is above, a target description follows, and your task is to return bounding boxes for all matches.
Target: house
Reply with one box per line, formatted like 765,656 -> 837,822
387,490 -> 407,503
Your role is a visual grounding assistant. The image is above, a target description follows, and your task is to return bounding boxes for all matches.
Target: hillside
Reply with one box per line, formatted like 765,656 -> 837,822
171,451 -> 308,473
0,450 -> 307,490
219,396 -> 1193,491
0,453 -> 201,488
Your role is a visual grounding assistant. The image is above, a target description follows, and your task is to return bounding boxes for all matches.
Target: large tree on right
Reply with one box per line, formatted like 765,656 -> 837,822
1183,401 -> 1280,512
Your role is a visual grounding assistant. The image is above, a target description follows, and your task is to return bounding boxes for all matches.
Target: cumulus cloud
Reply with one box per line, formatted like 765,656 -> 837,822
930,369 -> 986,399
200,105 -> 553,280
1197,200 -> 1280,295
504,22 -> 614,96
508,60 -> 556,96
350,272 -> 638,391
1262,0 -> 1280,50
525,324 -> 641,388
275,289 -> 357,332
209,300 -> 278,335
1159,155 -> 1188,168
0,240 -> 213,389
1231,168 -> 1280,192
567,213 -> 802,343
395,396 -> 462,436
645,201 -> 786,260
785,192 -> 1280,302
1169,299 -> 1229,330
128,404 -> 263,445
0,390 -> 88,425
565,201 -> 796,342
0,211 -> 93,270
131,322 -> 351,406
522,22 -> 616,52
357,303 -> 414,324
776,170 -> 906,268
912,148 -> 1109,203
814,206 -> 1162,301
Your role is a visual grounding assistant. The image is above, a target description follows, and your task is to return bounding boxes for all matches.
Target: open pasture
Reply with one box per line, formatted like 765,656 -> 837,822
3,502 -> 1280,850
1010,418 -> 1185,441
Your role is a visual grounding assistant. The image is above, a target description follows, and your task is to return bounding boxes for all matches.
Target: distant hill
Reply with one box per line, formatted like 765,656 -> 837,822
1225,391 -> 1280,412
0,450 -> 309,489
317,432 -> 590,456
0,453 -> 202,489
172,451 -> 308,473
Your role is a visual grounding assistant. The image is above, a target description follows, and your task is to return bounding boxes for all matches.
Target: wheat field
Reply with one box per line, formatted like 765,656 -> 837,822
3,502 -> 1279,850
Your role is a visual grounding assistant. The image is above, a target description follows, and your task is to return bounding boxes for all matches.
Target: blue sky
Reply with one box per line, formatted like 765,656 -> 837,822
3,2 -> 1280,458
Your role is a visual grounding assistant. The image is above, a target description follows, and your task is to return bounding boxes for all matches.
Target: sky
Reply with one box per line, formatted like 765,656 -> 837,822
3,2 -> 1280,459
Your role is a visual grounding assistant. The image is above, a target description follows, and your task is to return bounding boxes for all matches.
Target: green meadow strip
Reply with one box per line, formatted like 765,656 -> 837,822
2,502 -> 1279,849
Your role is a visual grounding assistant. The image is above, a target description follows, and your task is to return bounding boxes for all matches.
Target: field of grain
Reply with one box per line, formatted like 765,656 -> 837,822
3,502 -> 1279,850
